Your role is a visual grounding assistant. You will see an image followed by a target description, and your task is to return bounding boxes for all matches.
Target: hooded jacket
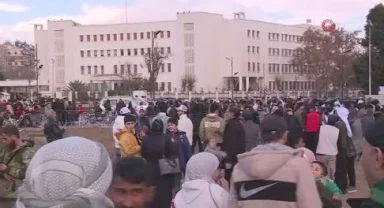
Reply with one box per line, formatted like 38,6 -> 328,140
175,180 -> 229,208
228,143 -> 322,208
199,114 -> 225,144
115,128 -> 141,157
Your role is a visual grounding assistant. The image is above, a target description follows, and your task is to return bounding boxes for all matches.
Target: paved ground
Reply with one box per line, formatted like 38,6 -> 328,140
22,127 -> 370,207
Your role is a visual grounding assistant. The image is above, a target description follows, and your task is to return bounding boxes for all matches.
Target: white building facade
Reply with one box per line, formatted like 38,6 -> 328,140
34,11 -> 314,95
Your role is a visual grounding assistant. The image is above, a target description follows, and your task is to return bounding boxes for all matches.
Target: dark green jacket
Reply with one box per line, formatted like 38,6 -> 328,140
0,143 -> 35,199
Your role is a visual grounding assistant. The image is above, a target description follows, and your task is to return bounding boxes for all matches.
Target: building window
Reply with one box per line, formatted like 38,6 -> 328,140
133,64 -> 137,74
257,62 -> 260,72
252,62 -> 255,72
248,62 -> 251,72
120,49 -> 124,56
252,30 -> 255,38
114,49 -> 117,56
160,47 -> 164,54
247,30 -> 250,37
81,66 -> 84,75
101,65 -> 104,74
100,34 -> 104,41
114,65 -> 117,74
80,50 -> 84,57
120,65 -> 124,74
257,31 -> 260,38
94,50 -> 98,57
134,49 -> 138,56
161,63 -> 165,73
107,34 -> 110,41
127,49 -> 131,56
93,35 -> 97,42
167,31 -> 171,38
160,31 -> 164,38
86,35 -> 90,42
168,82 -> 171,91
113,34 -> 117,41
252,46 -> 255,53
147,32 -> 151,39
127,33 -> 130,40
247,46 -> 250,53
167,63 -> 171,72
120,33 -> 124,41
87,50 -> 91,57
94,66 -> 98,74
127,64 -> 131,74
87,66 -> 91,74
80,35 -> 84,42
141,48 -> 145,55
140,32 -> 144,39
161,82 -> 165,91
107,50 -> 111,56
133,33 -> 137,40
166,47 -> 171,54
100,50 -> 104,57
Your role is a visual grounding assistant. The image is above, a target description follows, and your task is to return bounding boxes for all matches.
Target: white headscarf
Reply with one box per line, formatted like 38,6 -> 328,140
16,137 -> 114,208
184,152 -> 219,184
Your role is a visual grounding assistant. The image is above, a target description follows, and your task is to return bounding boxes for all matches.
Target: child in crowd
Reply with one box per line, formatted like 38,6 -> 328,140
205,138 -> 227,161
311,161 -> 342,200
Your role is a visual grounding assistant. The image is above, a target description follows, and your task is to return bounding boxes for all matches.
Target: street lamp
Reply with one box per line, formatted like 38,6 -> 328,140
226,57 -> 238,98
150,30 -> 162,99
36,64 -> 43,98
368,20 -> 373,95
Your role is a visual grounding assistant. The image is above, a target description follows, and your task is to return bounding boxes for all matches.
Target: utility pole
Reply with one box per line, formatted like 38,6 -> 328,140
226,57 -> 234,98
368,20 -> 372,95
35,44 -> 39,98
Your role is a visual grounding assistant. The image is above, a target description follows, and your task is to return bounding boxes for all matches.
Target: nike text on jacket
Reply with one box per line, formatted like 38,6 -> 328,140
228,143 -> 322,208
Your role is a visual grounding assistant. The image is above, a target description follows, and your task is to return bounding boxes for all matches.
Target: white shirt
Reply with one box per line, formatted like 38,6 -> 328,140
112,116 -> 125,148
178,114 -> 193,145
316,125 -> 339,156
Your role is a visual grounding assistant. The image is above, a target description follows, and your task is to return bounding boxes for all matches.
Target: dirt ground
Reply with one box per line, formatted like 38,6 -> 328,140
23,127 -> 370,207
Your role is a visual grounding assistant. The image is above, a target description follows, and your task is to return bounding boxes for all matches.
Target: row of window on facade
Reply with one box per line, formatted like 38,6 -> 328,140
80,31 -> 171,42
268,33 -> 302,42
80,47 -> 171,58
247,62 -> 261,73
80,63 -> 172,75
268,81 -> 314,91
268,63 -> 309,73
268,48 -> 301,56
156,82 -> 172,92
247,30 -> 260,38
247,46 -> 260,54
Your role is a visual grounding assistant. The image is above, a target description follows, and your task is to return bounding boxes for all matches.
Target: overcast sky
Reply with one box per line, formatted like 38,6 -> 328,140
0,0 -> 380,42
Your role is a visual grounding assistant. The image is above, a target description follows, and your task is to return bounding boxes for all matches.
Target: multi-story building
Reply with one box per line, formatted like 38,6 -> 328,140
33,11 -> 315,95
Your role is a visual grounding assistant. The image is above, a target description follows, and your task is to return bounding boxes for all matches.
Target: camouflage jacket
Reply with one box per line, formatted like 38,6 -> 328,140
0,143 -> 35,199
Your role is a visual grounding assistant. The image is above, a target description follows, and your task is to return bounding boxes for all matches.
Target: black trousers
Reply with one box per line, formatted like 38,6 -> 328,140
335,150 -> 348,193
304,132 -> 319,154
347,155 -> 356,187
191,134 -> 203,153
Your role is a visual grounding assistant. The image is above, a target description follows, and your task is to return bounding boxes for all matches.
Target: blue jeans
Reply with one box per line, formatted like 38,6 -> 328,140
114,148 -> 121,162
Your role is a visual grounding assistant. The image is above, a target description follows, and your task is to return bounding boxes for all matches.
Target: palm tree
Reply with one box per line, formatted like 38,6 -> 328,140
66,80 -> 87,92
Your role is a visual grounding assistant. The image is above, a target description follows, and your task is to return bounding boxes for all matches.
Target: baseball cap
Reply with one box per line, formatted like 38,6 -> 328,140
119,107 -> 130,115
365,117 -> 384,149
260,115 -> 288,136
176,105 -> 188,112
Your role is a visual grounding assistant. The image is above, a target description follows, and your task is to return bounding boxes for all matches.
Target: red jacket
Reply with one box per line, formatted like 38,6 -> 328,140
305,111 -> 320,132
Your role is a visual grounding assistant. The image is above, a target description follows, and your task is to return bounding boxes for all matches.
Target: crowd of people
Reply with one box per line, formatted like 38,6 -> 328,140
0,96 -> 383,208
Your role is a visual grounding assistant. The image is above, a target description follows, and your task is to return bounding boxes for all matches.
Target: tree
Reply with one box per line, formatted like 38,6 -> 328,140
66,80 -> 89,101
181,72 -> 197,92
142,49 -> 169,98
118,71 -> 150,95
290,27 -> 360,94
354,4 -> 384,94
274,75 -> 284,91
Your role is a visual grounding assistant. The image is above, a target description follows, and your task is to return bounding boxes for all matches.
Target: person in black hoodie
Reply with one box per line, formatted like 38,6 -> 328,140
222,105 -> 246,182
141,119 -> 174,208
